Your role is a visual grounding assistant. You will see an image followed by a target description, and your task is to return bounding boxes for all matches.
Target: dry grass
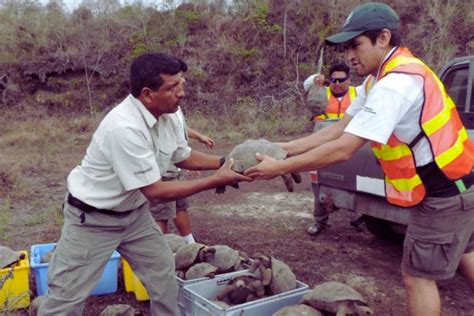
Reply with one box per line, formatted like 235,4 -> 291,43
0,103 -> 308,246
0,108 -> 102,200
0,103 -> 308,201
186,95 -> 312,143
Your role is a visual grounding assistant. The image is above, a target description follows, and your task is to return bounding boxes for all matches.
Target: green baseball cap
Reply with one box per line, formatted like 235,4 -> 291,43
325,2 -> 399,45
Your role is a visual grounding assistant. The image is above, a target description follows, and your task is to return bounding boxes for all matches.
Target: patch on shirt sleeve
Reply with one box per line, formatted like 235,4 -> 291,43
363,107 -> 377,115
133,166 -> 153,175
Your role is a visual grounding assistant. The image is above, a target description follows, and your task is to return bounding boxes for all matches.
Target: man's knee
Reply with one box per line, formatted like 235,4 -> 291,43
402,270 -> 436,291
459,252 -> 474,290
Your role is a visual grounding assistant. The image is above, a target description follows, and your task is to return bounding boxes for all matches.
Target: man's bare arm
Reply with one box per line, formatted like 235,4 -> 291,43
175,150 -> 220,170
187,127 -> 215,149
245,132 -> 366,179
281,115 -> 353,156
141,159 -> 251,202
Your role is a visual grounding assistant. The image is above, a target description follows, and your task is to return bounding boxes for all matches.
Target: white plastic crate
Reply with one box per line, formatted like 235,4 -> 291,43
177,269 -> 251,316
122,258 -> 249,316
183,271 -> 310,316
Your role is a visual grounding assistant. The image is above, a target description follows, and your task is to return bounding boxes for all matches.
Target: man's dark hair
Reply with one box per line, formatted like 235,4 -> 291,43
130,52 -> 187,98
363,29 -> 401,47
329,63 -> 350,77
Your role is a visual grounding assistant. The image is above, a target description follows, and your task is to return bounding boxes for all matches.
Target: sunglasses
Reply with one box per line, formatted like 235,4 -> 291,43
329,77 -> 348,84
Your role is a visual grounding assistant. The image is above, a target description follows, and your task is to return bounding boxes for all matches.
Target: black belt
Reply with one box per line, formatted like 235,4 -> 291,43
67,193 -> 134,216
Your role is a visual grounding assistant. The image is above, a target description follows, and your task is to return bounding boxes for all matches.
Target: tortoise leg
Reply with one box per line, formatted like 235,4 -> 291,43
336,301 -> 352,316
215,186 -> 226,194
281,174 -> 294,192
258,255 -> 271,268
291,172 -> 302,183
233,259 -> 242,271
353,303 -> 374,315
260,267 -> 272,286
249,260 -> 260,273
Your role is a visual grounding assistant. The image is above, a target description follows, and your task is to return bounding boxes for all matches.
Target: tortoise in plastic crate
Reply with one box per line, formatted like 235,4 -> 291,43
185,262 -> 218,280
164,233 -> 187,253
250,254 -> 297,295
201,245 -> 249,273
216,272 -> 266,305
174,243 -> 206,271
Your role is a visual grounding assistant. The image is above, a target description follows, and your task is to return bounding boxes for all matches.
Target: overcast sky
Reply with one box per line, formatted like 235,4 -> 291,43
37,0 -> 182,11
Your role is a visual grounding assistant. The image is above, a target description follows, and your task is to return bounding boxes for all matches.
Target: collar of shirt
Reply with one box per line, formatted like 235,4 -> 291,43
128,94 -> 158,129
374,46 -> 399,82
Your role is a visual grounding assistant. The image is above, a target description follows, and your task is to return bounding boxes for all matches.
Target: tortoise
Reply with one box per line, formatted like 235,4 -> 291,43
307,84 -> 328,117
302,281 -> 374,316
216,273 -> 266,305
174,243 -> 206,270
272,304 -> 323,316
100,304 -> 136,316
164,233 -> 187,253
250,254 -> 297,295
216,139 -> 302,193
201,245 -> 249,273
185,262 -> 218,280
0,246 -> 25,269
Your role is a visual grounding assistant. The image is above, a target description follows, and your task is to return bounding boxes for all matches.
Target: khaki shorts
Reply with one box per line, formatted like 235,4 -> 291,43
149,175 -> 190,221
402,186 -> 474,280
149,198 -> 190,220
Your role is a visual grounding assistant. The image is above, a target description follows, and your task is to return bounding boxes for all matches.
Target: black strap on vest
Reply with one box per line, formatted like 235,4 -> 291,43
408,131 -> 425,149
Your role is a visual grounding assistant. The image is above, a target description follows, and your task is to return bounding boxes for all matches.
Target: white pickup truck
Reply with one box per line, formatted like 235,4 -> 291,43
312,56 -> 474,240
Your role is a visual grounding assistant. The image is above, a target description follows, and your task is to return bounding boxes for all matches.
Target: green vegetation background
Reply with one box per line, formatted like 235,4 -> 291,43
0,0 -> 473,202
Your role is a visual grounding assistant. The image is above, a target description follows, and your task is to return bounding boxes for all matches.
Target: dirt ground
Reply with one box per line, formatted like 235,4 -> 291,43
3,141 -> 474,315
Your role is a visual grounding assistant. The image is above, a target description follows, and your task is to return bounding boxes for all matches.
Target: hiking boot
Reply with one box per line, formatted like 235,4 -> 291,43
307,224 -> 326,236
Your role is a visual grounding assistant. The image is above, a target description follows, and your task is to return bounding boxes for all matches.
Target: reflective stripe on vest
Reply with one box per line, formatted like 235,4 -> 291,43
315,86 -> 357,120
372,137 -> 426,206
364,76 -> 375,95
368,47 -> 473,207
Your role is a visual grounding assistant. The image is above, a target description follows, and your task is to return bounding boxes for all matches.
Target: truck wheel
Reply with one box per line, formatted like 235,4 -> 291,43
364,216 -> 405,241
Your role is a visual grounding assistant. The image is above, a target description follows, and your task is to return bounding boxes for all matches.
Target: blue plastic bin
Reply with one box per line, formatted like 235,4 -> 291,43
30,242 -> 120,296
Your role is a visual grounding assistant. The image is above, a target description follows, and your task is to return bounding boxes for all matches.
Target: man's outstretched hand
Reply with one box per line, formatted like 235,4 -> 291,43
215,158 -> 252,194
244,152 -> 281,179
244,152 -> 302,192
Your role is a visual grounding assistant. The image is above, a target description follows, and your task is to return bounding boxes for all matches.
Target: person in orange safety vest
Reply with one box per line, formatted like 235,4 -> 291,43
304,63 -> 357,122
245,3 -> 474,316
304,63 -> 362,237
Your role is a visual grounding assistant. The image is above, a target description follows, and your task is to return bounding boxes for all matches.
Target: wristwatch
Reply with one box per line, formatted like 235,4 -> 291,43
219,156 -> 226,167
